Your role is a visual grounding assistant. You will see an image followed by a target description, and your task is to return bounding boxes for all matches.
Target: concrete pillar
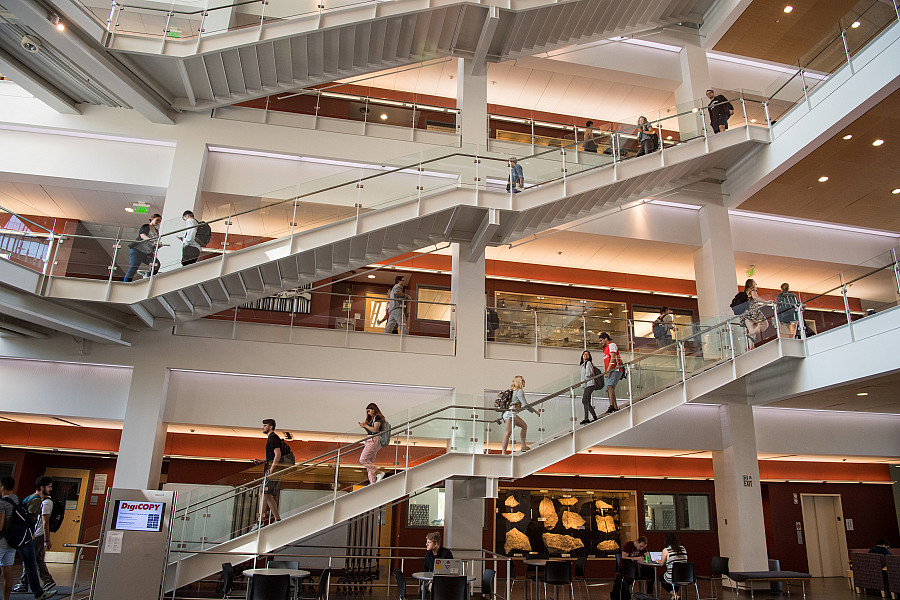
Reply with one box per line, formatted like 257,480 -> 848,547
450,242 -> 486,366
711,403 -> 768,571
675,42 -> 710,137
114,365 -> 170,489
457,58 -> 488,149
157,139 -> 208,270
445,478 -> 496,573
693,203 -> 737,323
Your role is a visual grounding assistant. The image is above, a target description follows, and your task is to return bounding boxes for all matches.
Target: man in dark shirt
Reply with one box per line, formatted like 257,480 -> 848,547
706,89 -> 734,134
124,213 -> 162,282
869,539 -> 891,554
424,531 -> 453,571
251,418 -> 284,529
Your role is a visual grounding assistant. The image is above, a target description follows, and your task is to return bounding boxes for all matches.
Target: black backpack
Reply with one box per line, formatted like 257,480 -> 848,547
730,291 -> 749,315
2,496 -> 35,549
280,439 -> 295,466
495,389 -> 514,410
48,498 -> 65,533
195,222 -> 212,247
651,317 -> 666,339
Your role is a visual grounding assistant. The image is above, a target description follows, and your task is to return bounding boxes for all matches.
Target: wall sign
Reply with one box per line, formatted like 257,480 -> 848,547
743,475 -> 753,487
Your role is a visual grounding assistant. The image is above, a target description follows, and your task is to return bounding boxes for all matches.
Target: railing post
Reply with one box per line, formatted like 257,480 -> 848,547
533,309 -> 539,362
333,448 -> 341,504
741,97 -> 749,133
763,101 -> 773,141
892,248 -> 900,296
840,24 -> 855,74
657,109 -> 665,165
582,315 -> 587,350
839,274 -> 855,341
106,231 -> 121,296
219,217 -> 231,275
799,66 -> 812,111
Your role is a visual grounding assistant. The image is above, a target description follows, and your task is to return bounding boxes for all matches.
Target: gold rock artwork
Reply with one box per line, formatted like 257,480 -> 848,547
597,540 -> 620,552
502,511 -> 525,523
561,511 -> 585,529
595,499 -> 613,510
595,514 -> 616,533
542,533 -> 584,553
558,497 -> 578,506
539,497 -> 558,530
505,528 -> 532,554
505,496 -> 520,508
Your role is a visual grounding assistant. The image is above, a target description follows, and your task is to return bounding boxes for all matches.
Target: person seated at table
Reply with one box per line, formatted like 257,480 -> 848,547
869,538 -> 891,554
659,533 -> 688,600
621,536 -> 653,591
424,531 -> 453,571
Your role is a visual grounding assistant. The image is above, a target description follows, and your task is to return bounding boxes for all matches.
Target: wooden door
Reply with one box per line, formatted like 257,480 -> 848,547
43,467 -> 91,564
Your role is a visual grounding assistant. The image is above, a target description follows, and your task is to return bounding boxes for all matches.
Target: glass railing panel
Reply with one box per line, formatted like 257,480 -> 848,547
584,316 -> 629,352
627,350 -> 683,403
843,0 -> 900,64
678,322 -> 733,379
112,5 -> 171,37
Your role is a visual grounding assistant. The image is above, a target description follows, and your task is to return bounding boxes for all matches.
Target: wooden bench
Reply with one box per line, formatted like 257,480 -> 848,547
726,571 -> 812,600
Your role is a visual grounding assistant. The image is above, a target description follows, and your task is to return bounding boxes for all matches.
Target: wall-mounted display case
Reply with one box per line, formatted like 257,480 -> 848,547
495,487 -> 637,557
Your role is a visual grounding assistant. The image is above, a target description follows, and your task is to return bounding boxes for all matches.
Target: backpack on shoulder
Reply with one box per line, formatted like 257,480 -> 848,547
730,291 -> 749,315
2,496 -> 35,549
48,498 -> 65,533
195,222 -> 212,247
651,317 -> 666,340
378,420 -> 392,447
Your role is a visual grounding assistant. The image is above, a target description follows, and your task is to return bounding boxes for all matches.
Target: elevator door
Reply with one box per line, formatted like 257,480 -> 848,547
800,494 -> 850,577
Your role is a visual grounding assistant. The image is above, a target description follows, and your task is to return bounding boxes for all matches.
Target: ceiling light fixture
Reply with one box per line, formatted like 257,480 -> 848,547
367,274 -> 376,279
851,21 -> 861,28
842,134 -> 853,140
51,15 -> 64,31
750,118 -> 757,123
892,189 -> 900,195
379,113 -> 388,120
783,5 -> 793,13
124,207 -> 134,213
856,392 -> 868,396
818,176 -> 829,182
872,139 -> 884,146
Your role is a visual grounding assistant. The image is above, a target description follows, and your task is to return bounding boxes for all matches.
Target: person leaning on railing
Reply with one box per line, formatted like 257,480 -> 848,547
634,116 -> 658,156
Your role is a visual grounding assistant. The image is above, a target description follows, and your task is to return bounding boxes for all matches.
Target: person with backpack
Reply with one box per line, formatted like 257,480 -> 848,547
178,210 -> 207,266
739,279 -> 769,349
578,351 -> 600,425
599,333 -> 624,413
1,476 -> 49,600
499,376 -> 530,454
251,418 -> 293,529
652,307 -> 675,348
775,282 -> 801,338
359,403 -> 387,484
12,477 -> 55,596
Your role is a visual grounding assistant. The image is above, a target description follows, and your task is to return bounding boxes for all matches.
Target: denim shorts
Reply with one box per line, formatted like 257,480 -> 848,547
0,546 -> 16,566
604,369 -> 623,389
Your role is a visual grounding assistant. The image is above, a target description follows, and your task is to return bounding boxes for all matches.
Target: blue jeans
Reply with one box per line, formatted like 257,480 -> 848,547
17,539 -> 43,599
124,248 -> 160,282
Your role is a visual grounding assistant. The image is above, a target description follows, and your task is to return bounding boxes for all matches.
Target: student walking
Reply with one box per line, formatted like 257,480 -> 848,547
599,332 -> 624,413
13,477 -> 55,596
124,213 -> 162,282
359,403 -> 386,484
776,283 -> 800,337
251,419 -> 293,529
579,351 -> 600,424
499,376 -> 530,454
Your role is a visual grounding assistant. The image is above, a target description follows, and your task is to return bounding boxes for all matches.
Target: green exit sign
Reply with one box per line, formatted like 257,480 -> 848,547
134,205 -> 148,214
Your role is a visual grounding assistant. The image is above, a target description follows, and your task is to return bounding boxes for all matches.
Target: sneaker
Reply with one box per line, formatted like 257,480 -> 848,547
249,523 -> 260,532
36,589 -> 57,600
41,583 -> 56,594
375,472 -> 385,482
579,419 -> 590,425
12,584 -> 28,593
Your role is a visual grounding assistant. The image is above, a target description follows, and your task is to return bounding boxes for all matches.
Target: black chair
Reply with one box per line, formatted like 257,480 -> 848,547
221,563 -> 238,599
394,569 -> 408,600
622,560 -> 654,595
543,561 -> 574,600
314,569 -> 331,600
697,557 -> 729,600
432,575 -> 468,600
670,562 -> 699,600
573,556 -> 589,600
481,569 -> 496,599
248,573 -> 291,600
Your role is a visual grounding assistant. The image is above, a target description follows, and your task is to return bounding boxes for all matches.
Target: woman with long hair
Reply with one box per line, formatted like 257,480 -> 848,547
579,351 -> 599,424
500,375 -> 530,454
659,532 -> 688,600
359,402 -> 385,484
634,116 -> 657,157
742,278 -> 769,348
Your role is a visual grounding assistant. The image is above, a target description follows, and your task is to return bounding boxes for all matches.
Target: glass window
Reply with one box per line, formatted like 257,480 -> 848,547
644,493 -> 712,531
416,286 -> 452,322
408,488 -> 445,527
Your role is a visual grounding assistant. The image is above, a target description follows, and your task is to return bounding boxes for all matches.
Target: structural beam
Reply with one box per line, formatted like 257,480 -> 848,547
470,6 -> 500,77
0,48 -> 81,115
467,209 -> 499,262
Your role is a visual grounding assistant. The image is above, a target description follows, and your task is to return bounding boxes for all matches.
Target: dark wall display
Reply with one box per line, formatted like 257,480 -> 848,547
496,488 -> 637,557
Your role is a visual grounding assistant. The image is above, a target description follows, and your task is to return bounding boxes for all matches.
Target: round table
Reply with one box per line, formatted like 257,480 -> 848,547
411,572 -> 476,600
244,568 -> 311,600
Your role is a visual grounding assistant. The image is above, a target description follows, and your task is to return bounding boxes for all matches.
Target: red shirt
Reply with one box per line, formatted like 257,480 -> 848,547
602,342 -> 622,371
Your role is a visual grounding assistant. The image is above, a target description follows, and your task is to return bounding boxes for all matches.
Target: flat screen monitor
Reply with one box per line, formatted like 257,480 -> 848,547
648,551 -> 663,563
111,500 -> 165,532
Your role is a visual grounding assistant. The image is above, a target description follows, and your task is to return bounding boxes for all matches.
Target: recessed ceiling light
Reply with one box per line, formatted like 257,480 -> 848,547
818,176 -> 829,182
783,5 -> 793,13
842,134 -> 853,140
379,113 -> 388,120
851,21 -> 861,28
367,274 -> 376,279
892,189 -> 900,195
856,392 -> 868,396
872,139 -> 884,146
666,135 -> 672,140
124,207 -> 134,213
750,118 -> 757,123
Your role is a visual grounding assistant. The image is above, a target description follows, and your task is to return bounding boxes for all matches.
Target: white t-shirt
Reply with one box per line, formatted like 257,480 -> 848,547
34,498 -> 52,538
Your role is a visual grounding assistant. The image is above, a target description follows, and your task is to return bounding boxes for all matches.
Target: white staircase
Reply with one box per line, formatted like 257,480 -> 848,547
32,126 -> 768,328
166,334 -> 805,589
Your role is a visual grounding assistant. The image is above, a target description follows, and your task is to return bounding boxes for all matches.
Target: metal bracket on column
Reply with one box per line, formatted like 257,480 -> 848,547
467,209 -> 499,262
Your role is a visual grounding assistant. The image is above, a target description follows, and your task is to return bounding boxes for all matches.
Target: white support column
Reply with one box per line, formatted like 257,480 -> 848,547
451,242 -> 486,364
675,42 -> 710,136
693,203 -> 738,323
445,478 -> 495,574
157,139 -> 209,270
457,58 -> 488,149
114,365 -> 170,489
711,403 -> 769,571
